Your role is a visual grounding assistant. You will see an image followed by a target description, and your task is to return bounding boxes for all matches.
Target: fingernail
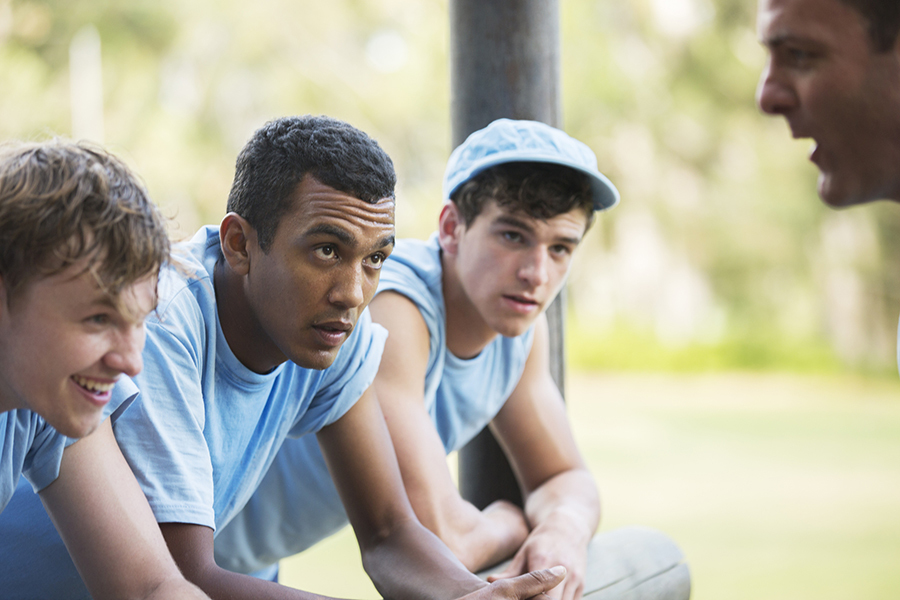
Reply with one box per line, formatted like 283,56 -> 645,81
550,566 -> 566,577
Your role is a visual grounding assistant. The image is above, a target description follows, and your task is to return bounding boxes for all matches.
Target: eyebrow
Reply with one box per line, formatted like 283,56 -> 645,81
494,214 -> 536,233
303,224 -> 395,252
761,33 -> 821,50
494,214 -> 583,245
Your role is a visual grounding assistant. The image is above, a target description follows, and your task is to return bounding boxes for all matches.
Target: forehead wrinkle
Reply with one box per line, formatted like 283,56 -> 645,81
304,223 -> 355,246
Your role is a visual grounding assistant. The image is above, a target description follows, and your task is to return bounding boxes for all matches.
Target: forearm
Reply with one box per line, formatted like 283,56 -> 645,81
140,577 -> 213,600
161,523 -> 343,600
524,469 -> 600,545
360,517 -> 488,600
435,500 -> 529,572
185,563 -> 338,600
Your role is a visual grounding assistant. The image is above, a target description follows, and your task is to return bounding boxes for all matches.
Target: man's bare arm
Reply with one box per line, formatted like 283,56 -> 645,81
369,291 -> 530,571
39,420 -> 210,600
317,384 -> 558,600
488,314 -> 600,600
159,522 -> 340,600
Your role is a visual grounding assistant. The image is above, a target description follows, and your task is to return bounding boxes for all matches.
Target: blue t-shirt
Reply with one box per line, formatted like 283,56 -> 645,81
0,226 -> 386,598
0,411 -> 69,513
0,378 -> 138,598
214,234 -> 534,575
0,377 -> 139,511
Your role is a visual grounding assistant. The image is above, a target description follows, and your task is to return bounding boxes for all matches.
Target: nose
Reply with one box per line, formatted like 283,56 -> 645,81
756,58 -> 797,115
518,247 -> 550,288
328,264 -> 367,309
103,323 -> 145,377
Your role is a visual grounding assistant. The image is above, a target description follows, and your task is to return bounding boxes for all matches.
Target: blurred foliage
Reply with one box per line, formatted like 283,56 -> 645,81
1,0 -> 899,373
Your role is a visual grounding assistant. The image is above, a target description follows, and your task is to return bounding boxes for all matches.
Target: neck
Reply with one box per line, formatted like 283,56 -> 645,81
214,260 -> 285,374
440,251 -> 498,360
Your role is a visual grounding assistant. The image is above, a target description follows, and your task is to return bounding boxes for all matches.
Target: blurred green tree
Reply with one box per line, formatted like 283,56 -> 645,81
1,0 -> 897,373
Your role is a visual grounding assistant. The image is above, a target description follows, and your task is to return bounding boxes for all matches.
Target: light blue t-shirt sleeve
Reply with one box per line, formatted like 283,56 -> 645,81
112,300 -> 216,529
0,412 -> 67,503
287,309 -> 387,437
0,373 -> 141,514
24,374 -> 140,495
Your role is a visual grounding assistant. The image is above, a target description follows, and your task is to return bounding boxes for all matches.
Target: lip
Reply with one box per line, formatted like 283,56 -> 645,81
70,375 -> 118,408
312,320 -> 352,348
808,141 -> 822,167
501,294 -> 540,315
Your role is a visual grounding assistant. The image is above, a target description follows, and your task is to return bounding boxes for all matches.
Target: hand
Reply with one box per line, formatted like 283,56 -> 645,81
486,523 -> 587,600
479,500 -> 530,560
462,566 -> 566,600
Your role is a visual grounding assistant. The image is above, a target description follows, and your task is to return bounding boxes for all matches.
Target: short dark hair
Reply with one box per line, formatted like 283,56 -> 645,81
840,0 -> 900,51
450,162 -> 595,229
226,115 -> 396,251
0,140 -> 168,301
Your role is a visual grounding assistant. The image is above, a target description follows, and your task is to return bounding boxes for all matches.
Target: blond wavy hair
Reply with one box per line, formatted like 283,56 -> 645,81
0,139 -> 169,302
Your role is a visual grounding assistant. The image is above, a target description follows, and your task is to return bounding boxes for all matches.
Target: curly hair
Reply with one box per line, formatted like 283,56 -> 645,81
227,115 -> 396,251
0,139 -> 169,302
449,162 -> 595,229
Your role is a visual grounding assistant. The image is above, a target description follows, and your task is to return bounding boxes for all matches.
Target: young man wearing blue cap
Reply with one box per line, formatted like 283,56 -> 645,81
0,117 -> 567,600
214,119 -> 690,600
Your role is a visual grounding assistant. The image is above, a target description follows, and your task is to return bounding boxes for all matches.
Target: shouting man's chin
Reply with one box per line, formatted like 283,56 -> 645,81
816,170 -> 872,209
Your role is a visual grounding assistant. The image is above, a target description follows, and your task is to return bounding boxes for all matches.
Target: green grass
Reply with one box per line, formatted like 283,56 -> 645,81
565,321 -> 889,375
279,371 -> 900,600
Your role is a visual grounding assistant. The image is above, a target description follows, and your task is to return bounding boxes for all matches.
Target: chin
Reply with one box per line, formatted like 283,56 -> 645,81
52,412 -> 102,439
493,319 -> 533,339
817,170 -> 890,208
290,348 -> 340,371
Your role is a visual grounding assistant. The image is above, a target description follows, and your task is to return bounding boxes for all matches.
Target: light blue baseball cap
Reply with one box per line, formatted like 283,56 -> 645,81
443,118 -> 620,211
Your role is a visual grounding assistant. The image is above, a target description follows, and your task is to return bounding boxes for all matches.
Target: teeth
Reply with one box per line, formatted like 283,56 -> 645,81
72,375 -> 115,393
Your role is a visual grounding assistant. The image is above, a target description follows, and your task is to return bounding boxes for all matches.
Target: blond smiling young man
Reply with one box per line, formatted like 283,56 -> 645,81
0,141 -> 209,599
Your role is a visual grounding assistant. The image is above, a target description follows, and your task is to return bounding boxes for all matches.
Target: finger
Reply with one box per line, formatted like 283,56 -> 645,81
490,566 -> 567,600
561,575 -> 583,600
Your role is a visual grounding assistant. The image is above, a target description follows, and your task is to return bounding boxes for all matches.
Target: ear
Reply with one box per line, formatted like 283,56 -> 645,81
437,202 -> 464,256
219,213 -> 256,276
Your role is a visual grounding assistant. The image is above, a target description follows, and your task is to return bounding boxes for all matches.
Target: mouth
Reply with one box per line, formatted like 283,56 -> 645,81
502,294 -> 540,314
312,320 -> 353,347
71,375 -> 117,405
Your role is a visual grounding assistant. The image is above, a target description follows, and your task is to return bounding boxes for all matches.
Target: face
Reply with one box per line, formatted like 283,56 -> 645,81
0,262 -> 156,438
242,176 -> 395,371
441,200 -> 589,339
756,0 -> 900,206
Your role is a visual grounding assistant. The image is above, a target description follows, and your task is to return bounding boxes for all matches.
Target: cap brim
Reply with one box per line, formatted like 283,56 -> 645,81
445,151 -> 620,212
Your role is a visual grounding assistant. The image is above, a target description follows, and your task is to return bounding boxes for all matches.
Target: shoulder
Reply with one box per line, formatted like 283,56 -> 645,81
380,235 -> 442,290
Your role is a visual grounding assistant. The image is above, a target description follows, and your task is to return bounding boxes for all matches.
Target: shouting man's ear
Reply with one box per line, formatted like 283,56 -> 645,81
438,202 -> 464,256
219,213 -> 257,276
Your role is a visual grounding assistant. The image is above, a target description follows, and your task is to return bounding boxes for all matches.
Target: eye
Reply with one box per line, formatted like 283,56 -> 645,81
549,244 -> 573,257
314,245 -> 338,260
776,44 -> 816,69
502,231 -> 523,243
86,313 -> 111,326
365,252 -> 386,270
